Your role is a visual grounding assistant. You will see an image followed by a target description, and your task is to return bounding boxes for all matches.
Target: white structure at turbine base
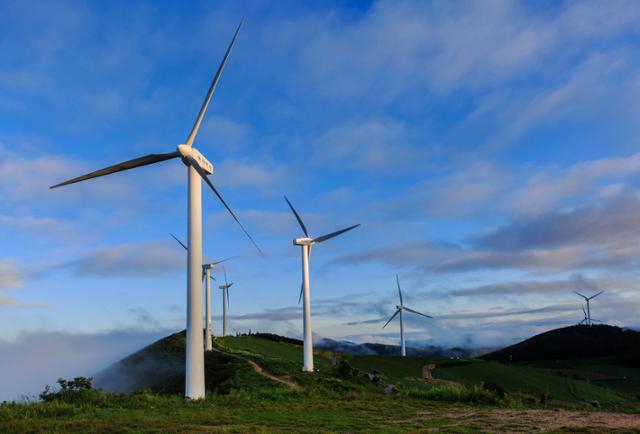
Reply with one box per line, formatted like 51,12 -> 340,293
51,21 -> 262,400
383,275 -> 432,357
285,196 -> 360,372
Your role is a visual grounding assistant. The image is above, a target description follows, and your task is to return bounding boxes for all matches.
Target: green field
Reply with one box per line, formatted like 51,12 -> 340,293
1,334 -> 639,433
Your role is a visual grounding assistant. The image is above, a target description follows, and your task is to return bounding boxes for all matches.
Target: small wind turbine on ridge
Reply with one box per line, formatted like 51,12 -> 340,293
218,266 -> 233,337
383,275 -> 432,357
284,196 -> 360,372
171,233 -> 232,351
573,290 -> 604,326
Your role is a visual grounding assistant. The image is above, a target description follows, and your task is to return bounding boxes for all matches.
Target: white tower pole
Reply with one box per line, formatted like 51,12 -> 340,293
223,287 -> 228,336
186,166 -> 205,400
400,308 -> 406,357
205,268 -> 212,351
302,243 -> 313,372
587,299 -> 591,326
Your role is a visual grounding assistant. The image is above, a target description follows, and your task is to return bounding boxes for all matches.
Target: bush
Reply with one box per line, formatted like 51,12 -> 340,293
40,377 -> 94,403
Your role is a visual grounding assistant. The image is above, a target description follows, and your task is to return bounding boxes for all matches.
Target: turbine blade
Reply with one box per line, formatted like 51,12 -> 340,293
573,291 -> 587,299
228,282 -> 234,288
185,19 -> 243,147
298,281 -> 304,304
396,274 -> 403,306
170,233 -> 188,251
284,196 -> 309,237
191,161 -> 264,256
589,290 -> 604,300
212,256 -> 235,266
50,152 -> 179,189
313,224 -> 360,243
382,309 -> 400,329
403,306 -> 433,319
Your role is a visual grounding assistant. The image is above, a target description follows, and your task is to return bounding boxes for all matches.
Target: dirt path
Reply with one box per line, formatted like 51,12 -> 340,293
243,358 -> 300,389
213,347 -> 300,390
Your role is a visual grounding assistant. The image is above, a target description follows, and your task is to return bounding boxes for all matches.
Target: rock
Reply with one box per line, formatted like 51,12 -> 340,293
384,384 -> 396,394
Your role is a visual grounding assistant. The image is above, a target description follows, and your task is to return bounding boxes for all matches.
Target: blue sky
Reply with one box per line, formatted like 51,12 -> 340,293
2,0 -> 640,399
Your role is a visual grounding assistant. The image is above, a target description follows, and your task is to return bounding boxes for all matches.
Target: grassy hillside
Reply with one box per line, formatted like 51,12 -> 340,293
483,325 -> 640,367
2,332 -> 639,433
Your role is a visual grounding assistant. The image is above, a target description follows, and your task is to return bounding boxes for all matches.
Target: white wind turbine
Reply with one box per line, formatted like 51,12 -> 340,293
284,196 -> 360,372
574,290 -> 604,326
171,233 -> 232,351
50,20 -> 262,400
218,266 -> 233,337
579,305 -> 588,325
383,275 -> 432,357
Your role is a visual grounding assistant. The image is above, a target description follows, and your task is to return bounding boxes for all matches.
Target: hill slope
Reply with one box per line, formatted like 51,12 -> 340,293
482,325 -> 640,366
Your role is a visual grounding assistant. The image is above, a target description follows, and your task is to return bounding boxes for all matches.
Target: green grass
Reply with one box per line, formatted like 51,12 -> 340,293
1,334 -> 639,433
348,354 -> 626,404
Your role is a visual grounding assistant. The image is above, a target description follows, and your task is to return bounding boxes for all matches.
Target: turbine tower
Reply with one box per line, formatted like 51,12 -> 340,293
579,305 -> 588,325
284,196 -> 360,372
219,266 -> 233,336
171,234 -> 231,351
50,21 -> 262,400
383,275 -> 432,357
574,290 -> 604,326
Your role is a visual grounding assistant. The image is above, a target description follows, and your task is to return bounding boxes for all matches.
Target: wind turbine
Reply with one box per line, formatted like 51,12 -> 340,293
574,290 -> 604,326
579,305 -> 588,325
383,275 -> 432,357
284,196 -> 360,372
218,266 -> 233,336
171,233 -> 231,351
50,21 -> 262,400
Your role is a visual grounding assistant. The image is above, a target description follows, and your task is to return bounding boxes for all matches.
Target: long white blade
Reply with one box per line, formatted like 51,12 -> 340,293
396,274 -> 403,306
185,19 -> 243,147
588,290 -> 604,300
170,233 -> 188,250
313,224 -> 360,243
403,306 -> 432,319
382,309 -> 400,329
190,160 -> 264,256
284,196 -> 309,237
50,152 -> 179,189
573,291 -> 587,299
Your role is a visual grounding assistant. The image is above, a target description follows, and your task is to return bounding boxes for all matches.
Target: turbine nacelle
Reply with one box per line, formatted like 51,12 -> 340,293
177,144 -> 214,175
294,237 -> 314,246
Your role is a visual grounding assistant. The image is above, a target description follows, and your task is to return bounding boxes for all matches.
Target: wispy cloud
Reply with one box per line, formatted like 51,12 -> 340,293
61,241 -> 184,278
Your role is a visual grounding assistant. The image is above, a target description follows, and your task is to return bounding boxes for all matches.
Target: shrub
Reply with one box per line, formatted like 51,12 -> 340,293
40,377 -> 94,403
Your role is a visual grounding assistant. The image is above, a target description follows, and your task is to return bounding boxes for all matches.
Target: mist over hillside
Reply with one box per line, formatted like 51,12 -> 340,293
315,337 -> 491,358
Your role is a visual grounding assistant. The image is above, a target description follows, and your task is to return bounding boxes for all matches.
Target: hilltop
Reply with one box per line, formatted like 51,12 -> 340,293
3,330 -> 640,433
482,325 -> 640,366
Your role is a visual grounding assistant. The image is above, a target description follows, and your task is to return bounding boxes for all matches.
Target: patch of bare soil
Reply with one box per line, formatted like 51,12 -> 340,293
244,358 -> 300,390
416,408 -> 640,432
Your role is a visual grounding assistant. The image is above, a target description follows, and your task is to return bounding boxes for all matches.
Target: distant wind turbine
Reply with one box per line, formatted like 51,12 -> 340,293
383,275 -> 432,357
579,305 -> 588,325
219,266 -> 233,337
574,290 -> 604,326
50,20 -> 262,400
284,196 -> 360,372
171,234 -> 232,351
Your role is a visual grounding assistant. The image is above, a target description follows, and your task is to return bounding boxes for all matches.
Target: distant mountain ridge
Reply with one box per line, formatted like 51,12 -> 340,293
315,337 -> 484,358
482,325 -> 640,367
